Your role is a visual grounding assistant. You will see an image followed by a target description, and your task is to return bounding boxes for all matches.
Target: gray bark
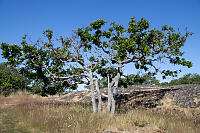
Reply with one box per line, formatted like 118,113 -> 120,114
110,73 -> 120,114
107,74 -> 112,112
89,70 -> 97,113
95,78 -> 102,113
110,62 -> 122,114
107,72 -> 120,114
110,91 -> 115,115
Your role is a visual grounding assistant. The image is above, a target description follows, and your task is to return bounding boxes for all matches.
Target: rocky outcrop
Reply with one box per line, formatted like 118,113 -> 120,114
166,85 -> 200,108
60,85 -> 200,109
114,85 -> 200,108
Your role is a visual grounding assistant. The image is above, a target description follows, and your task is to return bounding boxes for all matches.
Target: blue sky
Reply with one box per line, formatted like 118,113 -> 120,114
0,0 -> 200,83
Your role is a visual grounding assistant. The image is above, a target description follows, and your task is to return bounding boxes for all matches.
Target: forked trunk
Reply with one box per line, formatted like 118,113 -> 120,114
110,62 -> 122,114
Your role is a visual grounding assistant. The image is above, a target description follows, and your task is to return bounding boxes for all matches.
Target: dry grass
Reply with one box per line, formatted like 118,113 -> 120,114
155,94 -> 200,125
0,94 -> 199,133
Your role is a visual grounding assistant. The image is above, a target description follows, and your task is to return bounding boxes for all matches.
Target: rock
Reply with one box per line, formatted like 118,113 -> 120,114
61,84 -> 200,109
113,85 -> 200,108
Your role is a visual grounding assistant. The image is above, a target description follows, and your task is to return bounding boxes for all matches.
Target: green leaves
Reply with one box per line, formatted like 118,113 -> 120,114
169,57 -> 192,68
119,73 -> 160,87
43,29 -> 53,40
162,25 -> 169,31
1,43 -> 22,66
0,63 -> 30,96
128,17 -> 149,33
90,19 -> 106,29
169,73 -> 200,85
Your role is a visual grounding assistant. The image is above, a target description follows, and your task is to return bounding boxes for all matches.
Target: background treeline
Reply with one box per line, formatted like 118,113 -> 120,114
93,73 -> 200,89
0,63 -> 30,96
161,73 -> 200,86
0,62 -> 66,96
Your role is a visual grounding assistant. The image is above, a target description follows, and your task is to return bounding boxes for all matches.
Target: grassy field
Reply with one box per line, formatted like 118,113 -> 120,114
0,93 -> 199,133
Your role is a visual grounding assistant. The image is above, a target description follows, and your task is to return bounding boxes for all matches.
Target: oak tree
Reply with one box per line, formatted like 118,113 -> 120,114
79,17 -> 192,114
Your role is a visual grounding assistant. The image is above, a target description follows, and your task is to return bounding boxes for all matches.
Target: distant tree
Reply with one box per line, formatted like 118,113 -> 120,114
119,74 -> 160,88
169,73 -> 200,85
160,82 -> 169,86
0,63 -> 30,96
84,77 -> 108,89
140,74 -> 160,85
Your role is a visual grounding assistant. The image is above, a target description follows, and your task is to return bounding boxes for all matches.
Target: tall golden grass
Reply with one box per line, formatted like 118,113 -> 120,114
0,93 -> 199,133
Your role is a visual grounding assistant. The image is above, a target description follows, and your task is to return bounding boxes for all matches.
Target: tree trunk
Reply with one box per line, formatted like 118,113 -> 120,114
95,78 -> 102,113
110,91 -> 115,115
110,73 -> 120,114
89,70 -> 97,113
110,62 -> 122,114
107,74 -> 112,112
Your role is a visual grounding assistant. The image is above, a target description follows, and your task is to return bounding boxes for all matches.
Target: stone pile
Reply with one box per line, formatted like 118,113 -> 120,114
114,84 -> 200,108
166,85 -> 200,108
60,84 -> 200,109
